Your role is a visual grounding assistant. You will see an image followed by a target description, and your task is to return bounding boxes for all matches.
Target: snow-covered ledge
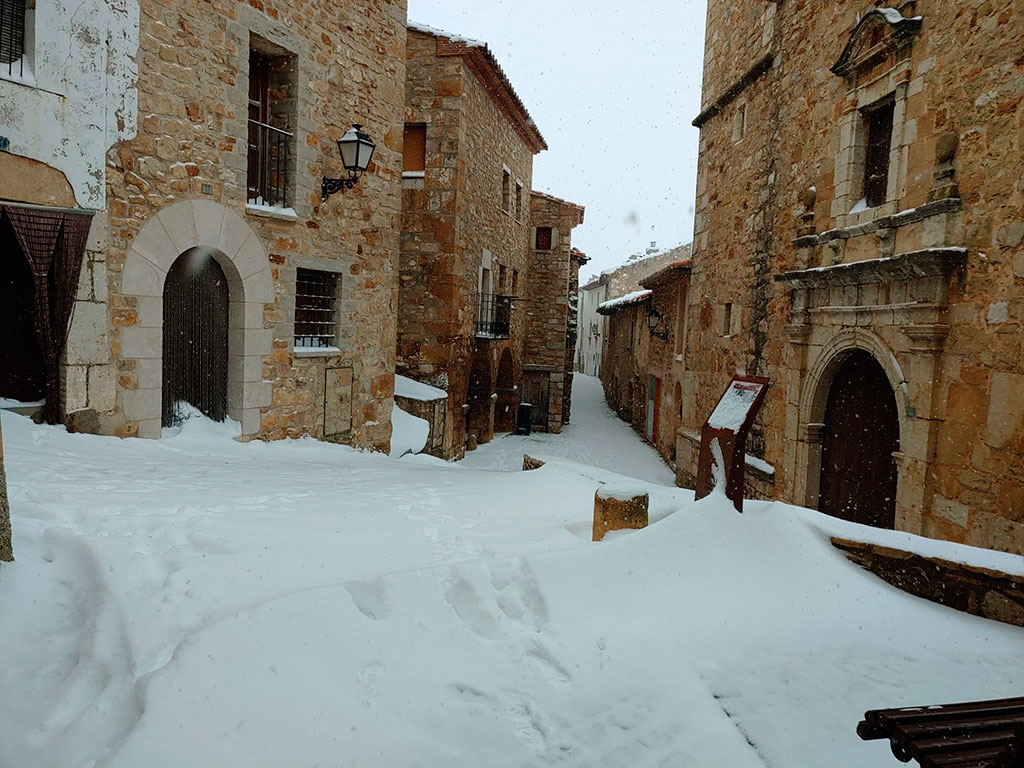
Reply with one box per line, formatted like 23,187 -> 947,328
245,203 -> 300,222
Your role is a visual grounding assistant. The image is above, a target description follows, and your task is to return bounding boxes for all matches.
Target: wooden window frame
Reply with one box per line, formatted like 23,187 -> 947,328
402,123 -> 426,174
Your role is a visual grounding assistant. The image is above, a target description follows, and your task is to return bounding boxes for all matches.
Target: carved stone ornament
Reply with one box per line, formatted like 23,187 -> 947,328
831,8 -> 922,79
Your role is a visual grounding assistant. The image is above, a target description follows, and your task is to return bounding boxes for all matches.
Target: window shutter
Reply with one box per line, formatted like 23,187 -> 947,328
0,0 -> 26,66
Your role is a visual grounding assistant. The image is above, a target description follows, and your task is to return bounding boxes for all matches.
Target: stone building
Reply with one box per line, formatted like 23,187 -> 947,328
679,0 -> 1024,554
397,24 -> 583,458
597,260 -> 692,467
524,192 -> 587,434
1,0 -> 137,425
576,242 -> 691,378
577,275 -> 607,377
3,0 -> 408,451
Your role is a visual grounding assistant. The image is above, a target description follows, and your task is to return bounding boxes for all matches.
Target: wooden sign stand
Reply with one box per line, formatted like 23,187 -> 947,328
694,375 -> 770,513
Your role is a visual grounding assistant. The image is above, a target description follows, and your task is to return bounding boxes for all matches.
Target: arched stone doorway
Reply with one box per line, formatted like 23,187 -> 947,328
0,222 -> 44,402
162,249 -> 230,426
494,348 -> 516,433
818,350 -> 900,529
466,351 -> 494,447
119,200 -> 274,438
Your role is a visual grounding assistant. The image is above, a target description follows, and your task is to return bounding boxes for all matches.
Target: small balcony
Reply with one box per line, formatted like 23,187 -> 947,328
247,119 -> 292,208
476,293 -> 512,339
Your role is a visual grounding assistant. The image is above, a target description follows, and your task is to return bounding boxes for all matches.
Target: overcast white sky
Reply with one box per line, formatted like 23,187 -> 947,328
406,0 -> 709,281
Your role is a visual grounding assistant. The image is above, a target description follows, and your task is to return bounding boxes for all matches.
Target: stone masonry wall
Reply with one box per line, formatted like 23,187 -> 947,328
398,28 -> 536,457
394,393 -> 447,458
604,244 -> 691,300
600,303 -> 649,435
684,0 -> 1024,553
524,193 -> 583,433
102,0 -> 406,451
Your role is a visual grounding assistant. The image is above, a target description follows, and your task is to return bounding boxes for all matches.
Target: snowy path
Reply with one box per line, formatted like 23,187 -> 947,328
0,377 -> 1021,768
460,373 -> 675,485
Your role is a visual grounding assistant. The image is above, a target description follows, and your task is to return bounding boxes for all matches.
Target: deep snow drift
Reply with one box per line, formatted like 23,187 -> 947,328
0,376 -> 1021,768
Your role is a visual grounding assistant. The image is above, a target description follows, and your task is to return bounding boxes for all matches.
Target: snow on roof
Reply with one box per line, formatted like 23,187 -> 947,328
408,21 -> 546,154
407,21 -> 486,48
395,374 -> 447,402
596,289 -> 652,315
639,260 -> 693,288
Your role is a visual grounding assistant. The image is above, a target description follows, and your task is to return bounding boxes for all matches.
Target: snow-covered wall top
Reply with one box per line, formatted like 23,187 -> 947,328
596,289 -> 652,315
0,0 -> 139,210
394,375 -> 447,402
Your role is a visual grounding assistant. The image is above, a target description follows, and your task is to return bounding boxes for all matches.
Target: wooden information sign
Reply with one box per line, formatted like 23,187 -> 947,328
694,375 -> 770,513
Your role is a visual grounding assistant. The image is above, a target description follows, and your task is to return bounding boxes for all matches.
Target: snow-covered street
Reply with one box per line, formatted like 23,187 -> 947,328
1,376 -> 1022,767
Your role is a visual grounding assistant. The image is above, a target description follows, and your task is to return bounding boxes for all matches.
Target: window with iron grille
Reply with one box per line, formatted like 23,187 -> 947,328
1,0 -> 27,77
248,39 -> 296,208
294,268 -> 338,348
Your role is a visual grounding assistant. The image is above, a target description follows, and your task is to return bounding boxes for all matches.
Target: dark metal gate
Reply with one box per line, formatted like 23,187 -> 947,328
0,221 -> 45,402
162,250 -> 229,427
819,350 -> 899,529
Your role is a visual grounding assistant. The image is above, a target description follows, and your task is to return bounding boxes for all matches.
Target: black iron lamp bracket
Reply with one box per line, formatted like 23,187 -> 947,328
321,174 -> 358,201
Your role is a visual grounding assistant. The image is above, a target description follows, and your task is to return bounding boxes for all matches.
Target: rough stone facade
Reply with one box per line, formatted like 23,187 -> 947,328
680,0 -> 1024,554
576,243 -> 691,379
397,26 -> 541,459
598,261 -> 692,469
93,0 -> 407,450
523,192 -> 586,435
397,26 -> 582,457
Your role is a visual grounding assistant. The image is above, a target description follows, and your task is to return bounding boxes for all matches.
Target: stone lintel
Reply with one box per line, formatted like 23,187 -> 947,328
775,247 -> 966,290
792,197 -> 962,249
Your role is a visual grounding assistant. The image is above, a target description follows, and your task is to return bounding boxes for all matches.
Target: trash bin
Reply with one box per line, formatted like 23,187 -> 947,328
515,402 -> 532,435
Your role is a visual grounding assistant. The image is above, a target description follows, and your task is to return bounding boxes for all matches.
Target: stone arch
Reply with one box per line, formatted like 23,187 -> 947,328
797,328 -> 908,513
119,200 -> 273,438
494,348 -> 517,433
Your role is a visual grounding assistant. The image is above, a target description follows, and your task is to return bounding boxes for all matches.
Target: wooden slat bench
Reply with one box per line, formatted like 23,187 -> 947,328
858,697 -> 1024,767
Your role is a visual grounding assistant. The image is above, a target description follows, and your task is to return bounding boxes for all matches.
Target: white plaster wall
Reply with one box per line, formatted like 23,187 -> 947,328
0,0 -> 139,210
577,282 -> 606,375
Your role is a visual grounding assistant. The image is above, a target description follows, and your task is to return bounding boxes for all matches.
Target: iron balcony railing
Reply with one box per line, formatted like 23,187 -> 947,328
476,293 -> 512,339
247,119 -> 292,208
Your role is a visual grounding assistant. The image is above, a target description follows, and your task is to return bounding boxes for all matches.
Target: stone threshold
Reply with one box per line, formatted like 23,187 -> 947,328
832,537 -> 1024,627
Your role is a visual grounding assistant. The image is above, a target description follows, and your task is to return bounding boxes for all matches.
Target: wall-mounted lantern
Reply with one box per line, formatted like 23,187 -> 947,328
321,124 -> 376,201
646,306 -> 668,340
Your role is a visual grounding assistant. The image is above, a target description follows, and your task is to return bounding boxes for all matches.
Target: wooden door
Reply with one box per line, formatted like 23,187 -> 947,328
647,375 -> 660,444
819,351 -> 898,529
524,372 -> 549,431
162,251 -> 229,427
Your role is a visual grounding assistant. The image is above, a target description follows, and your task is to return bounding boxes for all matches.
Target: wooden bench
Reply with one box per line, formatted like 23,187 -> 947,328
858,696 -> 1024,767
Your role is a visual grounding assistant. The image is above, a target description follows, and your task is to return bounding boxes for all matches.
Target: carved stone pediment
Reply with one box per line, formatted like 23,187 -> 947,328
775,248 -> 965,345
775,247 -> 964,290
831,8 -> 922,79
